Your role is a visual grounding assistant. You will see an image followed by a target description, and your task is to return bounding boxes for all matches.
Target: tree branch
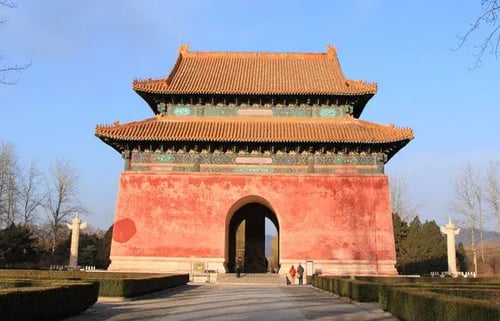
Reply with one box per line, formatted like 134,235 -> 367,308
1,1 -> 30,84
0,1 -> 17,9
0,63 -> 31,85
456,1 -> 500,67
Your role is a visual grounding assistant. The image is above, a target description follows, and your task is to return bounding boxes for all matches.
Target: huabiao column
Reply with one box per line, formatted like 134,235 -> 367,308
440,218 -> 460,277
67,213 -> 87,269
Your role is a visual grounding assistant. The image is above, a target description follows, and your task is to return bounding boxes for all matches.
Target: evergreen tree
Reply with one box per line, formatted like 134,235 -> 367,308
0,223 -> 38,267
53,235 -> 71,265
401,216 -> 423,274
392,213 -> 409,273
95,225 -> 112,269
78,233 -> 100,266
456,242 -> 469,272
420,220 -> 447,273
54,230 -> 109,267
394,216 -> 447,275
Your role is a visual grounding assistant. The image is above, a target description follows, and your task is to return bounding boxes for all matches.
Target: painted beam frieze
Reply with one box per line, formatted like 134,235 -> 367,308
129,150 -> 385,174
159,103 -> 354,118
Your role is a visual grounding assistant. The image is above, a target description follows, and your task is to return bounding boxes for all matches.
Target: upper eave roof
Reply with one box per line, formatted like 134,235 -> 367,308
95,116 -> 413,146
132,44 -> 377,96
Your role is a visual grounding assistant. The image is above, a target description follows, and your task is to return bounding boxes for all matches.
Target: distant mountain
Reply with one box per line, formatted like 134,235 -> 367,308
456,228 -> 500,245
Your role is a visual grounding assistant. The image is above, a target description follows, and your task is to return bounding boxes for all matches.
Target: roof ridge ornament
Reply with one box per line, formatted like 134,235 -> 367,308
179,44 -> 189,54
326,44 -> 337,56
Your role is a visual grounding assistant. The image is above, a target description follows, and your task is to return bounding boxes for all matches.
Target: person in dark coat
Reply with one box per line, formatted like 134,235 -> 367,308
297,263 -> 305,285
236,257 -> 243,278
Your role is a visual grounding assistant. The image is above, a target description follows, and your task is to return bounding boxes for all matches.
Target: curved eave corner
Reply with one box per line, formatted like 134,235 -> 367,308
385,137 -> 413,162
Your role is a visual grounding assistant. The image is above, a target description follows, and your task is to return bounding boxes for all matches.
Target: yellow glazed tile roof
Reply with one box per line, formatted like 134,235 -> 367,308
132,45 -> 377,96
95,116 -> 413,144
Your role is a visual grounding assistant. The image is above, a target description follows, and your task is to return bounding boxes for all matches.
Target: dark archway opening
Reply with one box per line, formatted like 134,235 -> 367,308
227,203 -> 279,273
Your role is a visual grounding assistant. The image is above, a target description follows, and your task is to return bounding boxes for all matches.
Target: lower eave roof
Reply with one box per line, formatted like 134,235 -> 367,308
95,116 -> 413,148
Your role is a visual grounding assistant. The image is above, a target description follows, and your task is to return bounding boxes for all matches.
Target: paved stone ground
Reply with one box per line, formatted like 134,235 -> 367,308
65,284 -> 398,321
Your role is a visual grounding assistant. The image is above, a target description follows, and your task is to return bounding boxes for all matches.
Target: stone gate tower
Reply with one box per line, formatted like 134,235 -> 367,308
96,44 -> 413,275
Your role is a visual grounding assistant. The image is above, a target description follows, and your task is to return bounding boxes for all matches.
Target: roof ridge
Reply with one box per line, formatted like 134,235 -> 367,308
132,78 -> 164,84
356,118 -> 414,132
179,43 -> 338,59
101,115 -> 411,134
96,117 -> 158,130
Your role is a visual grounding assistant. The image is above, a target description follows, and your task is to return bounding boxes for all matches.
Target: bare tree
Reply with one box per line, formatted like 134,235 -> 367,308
1,0 -> 30,84
43,159 -> 84,252
457,0 -> 500,67
0,140 -> 18,227
270,234 -> 279,272
389,175 -> 419,222
485,161 -> 499,230
18,160 -> 42,225
236,220 -> 245,263
451,163 -> 487,263
0,0 -> 15,22
472,168 -> 486,263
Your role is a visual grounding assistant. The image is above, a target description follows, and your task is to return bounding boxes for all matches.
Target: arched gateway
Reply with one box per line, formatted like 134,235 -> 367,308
226,196 -> 279,274
95,44 -> 413,276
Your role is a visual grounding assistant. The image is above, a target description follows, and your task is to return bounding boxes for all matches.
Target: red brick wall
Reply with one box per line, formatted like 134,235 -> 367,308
110,172 -> 396,266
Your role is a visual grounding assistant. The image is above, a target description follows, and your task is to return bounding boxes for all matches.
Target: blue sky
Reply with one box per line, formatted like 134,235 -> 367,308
1,1 -> 498,230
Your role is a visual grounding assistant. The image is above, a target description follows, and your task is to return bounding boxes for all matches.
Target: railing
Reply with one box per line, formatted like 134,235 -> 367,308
49,265 -> 97,271
430,271 -> 477,278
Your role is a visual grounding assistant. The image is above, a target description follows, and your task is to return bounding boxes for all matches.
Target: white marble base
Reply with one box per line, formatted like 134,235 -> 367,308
108,256 -> 225,274
278,259 -> 397,277
108,256 -> 397,276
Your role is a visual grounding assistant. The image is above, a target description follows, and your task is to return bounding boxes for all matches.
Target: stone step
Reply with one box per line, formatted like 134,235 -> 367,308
216,273 -> 287,285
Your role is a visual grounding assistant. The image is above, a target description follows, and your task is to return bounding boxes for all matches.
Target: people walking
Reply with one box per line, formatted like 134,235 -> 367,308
236,257 -> 243,278
297,263 -> 304,285
289,265 -> 296,285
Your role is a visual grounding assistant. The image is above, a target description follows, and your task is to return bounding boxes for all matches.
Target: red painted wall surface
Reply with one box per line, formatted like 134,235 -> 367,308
110,172 -> 396,264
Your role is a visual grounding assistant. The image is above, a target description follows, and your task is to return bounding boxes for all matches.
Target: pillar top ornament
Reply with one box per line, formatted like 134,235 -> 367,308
441,217 -> 460,235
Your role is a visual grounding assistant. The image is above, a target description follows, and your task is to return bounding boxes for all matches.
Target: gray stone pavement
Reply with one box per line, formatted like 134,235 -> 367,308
65,284 -> 398,321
